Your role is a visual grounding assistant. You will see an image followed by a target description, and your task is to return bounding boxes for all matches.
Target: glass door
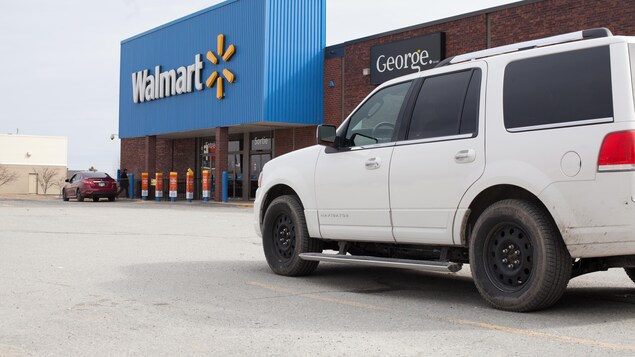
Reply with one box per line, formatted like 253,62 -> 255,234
250,154 -> 271,199
227,139 -> 243,199
198,138 -> 216,199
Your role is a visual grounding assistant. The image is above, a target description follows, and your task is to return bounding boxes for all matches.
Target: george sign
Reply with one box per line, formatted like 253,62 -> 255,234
370,32 -> 445,85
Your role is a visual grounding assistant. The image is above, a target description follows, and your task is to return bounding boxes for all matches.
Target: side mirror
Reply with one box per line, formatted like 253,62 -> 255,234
316,125 -> 337,148
65,179 -> 70,183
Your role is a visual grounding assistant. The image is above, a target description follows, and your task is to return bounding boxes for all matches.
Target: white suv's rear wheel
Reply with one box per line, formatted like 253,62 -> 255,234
469,199 -> 571,312
262,195 -> 322,276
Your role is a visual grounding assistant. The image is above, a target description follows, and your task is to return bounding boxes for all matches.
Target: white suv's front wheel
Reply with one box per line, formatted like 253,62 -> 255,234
469,199 -> 571,312
262,195 -> 322,276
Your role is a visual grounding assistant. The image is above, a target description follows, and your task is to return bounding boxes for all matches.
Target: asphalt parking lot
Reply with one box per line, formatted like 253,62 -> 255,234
1,196 -> 634,356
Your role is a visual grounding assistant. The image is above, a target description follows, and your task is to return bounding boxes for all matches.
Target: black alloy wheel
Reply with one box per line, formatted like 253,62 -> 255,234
77,189 -> 84,202
62,189 -> 69,201
272,213 -> 296,262
483,224 -> 533,292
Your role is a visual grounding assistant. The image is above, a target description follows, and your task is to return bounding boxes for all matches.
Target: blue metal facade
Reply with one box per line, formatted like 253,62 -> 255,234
119,0 -> 325,139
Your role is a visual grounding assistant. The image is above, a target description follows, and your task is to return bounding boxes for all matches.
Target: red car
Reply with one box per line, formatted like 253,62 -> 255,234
62,171 -> 117,202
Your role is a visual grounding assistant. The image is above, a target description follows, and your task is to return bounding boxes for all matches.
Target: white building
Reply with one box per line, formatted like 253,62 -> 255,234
0,134 -> 68,195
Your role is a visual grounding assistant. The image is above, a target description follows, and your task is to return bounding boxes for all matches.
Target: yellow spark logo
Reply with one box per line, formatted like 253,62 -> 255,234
206,34 -> 236,100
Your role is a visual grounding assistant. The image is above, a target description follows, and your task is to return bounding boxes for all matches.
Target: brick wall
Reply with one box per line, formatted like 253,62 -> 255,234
490,0 -> 635,46
121,137 -> 195,181
172,138 -> 196,175
120,138 -> 145,179
156,139 -> 173,175
324,57 -> 343,126
324,0 -> 635,126
274,127 -> 316,157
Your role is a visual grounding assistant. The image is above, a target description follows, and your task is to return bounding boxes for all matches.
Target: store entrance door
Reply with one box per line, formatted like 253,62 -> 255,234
250,153 -> 270,199
227,139 -> 243,199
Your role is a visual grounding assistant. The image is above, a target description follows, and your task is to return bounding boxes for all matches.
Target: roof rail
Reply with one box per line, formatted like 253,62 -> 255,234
436,28 -> 612,68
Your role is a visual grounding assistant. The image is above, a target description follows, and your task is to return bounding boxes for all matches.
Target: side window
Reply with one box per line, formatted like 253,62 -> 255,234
407,69 -> 481,140
344,81 -> 411,147
70,174 -> 78,183
504,46 -> 613,131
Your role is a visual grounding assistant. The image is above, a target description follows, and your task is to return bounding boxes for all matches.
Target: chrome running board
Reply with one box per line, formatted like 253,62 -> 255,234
299,253 -> 462,273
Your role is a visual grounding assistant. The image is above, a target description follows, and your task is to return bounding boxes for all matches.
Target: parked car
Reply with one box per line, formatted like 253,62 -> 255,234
254,28 -> 635,312
63,171 -> 117,202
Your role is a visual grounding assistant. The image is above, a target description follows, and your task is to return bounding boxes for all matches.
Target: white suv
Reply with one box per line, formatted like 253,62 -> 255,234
254,28 -> 635,312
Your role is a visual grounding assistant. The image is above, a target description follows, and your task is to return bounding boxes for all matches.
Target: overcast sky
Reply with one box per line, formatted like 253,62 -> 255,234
0,0 -> 519,175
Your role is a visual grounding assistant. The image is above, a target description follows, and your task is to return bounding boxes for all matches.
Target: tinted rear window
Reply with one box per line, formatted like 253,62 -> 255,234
83,172 -> 111,179
504,46 -> 613,130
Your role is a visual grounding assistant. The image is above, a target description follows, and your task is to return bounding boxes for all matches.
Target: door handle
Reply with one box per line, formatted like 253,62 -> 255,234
365,157 -> 381,170
455,149 -> 476,163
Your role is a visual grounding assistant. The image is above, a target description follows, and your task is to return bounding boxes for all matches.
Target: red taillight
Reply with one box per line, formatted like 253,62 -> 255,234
85,179 -> 95,185
598,131 -> 635,172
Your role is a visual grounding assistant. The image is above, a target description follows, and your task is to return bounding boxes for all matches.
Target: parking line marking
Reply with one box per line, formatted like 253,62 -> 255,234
247,281 -> 390,311
450,319 -> 635,352
249,281 -> 633,351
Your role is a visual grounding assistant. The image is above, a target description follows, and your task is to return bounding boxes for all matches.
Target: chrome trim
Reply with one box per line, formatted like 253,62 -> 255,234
507,117 -> 613,133
598,164 -> 635,172
299,253 -> 462,273
395,134 -> 474,147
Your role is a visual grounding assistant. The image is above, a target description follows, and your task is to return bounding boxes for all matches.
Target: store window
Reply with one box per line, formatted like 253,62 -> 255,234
227,139 -> 243,199
250,133 -> 272,199
198,137 -> 216,199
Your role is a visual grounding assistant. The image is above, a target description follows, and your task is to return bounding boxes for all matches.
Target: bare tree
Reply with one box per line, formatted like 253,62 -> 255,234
51,176 -> 67,197
33,168 -> 58,195
0,166 -> 18,187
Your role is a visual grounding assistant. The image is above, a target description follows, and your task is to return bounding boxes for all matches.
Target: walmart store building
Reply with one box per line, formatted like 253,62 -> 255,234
119,0 -> 324,201
119,0 -> 635,201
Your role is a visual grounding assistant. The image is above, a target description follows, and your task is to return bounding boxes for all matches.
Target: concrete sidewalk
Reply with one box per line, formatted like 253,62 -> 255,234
0,193 -> 254,207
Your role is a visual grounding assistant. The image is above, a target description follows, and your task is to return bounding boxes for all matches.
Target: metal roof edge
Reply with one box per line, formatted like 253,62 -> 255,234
121,0 -> 241,45
325,0 -> 545,51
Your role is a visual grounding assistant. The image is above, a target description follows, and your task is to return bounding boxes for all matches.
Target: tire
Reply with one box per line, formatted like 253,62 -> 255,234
262,195 -> 322,276
625,268 -> 635,283
108,196 -> 115,202
469,199 -> 571,312
62,189 -> 69,202
92,197 -> 99,202
77,189 -> 84,202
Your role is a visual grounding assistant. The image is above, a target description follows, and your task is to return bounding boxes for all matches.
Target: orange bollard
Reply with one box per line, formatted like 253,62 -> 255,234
186,169 -> 194,202
169,172 -> 178,202
155,173 -> 163,201
202,170 -> 210,202
141,173 -> 149,200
